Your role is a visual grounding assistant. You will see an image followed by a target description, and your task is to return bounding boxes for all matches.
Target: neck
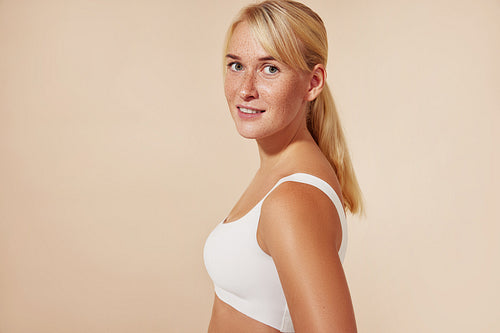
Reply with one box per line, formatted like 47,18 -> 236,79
256,121 -> 315,172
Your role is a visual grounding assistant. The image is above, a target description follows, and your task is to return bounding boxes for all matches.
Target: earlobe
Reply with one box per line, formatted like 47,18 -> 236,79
306,64 -> 326,102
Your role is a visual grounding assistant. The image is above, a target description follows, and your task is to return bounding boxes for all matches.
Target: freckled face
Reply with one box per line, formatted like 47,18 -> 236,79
224,21 -> 311,140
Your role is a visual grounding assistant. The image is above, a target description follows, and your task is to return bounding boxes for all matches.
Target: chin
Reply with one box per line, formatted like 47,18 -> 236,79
235,126 -> 279,140
235,129 -> 261,139
233,119 -> 291,140
233,125 -> 262,139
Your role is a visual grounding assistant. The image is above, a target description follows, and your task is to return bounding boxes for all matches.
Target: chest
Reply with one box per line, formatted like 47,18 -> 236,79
204,202 -> 284,298
224,177 -> 276,224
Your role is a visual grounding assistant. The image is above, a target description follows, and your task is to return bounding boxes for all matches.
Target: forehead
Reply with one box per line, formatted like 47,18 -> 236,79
227,21 -> 270,58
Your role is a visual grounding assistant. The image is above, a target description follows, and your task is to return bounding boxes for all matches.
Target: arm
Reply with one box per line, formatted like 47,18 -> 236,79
259,182 -> 357,333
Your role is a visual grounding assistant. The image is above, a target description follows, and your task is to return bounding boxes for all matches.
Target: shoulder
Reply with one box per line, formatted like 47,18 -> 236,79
257,177 -> 357,332
258,179 -> 343,256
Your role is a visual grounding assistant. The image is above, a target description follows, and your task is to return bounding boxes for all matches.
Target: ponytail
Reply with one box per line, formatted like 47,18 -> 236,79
307,83 -> 364,215
227,0 -> 365,215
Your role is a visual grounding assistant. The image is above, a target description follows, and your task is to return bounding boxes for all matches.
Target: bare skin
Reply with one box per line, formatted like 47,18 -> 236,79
207,21 -> 357,333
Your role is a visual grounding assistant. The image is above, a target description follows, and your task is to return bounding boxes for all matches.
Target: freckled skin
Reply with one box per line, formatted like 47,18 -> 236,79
210,20 -> 357,333
224,21 -> 312,142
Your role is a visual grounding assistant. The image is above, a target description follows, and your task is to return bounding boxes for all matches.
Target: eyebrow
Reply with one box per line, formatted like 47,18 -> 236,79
225,54 -> 276,61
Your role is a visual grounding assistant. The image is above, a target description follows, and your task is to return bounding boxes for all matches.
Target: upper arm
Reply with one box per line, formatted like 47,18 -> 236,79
259,182 -> 357,333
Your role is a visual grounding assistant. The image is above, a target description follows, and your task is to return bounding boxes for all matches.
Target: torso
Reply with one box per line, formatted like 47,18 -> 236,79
208,295 -> 281,333
207,143 -> 344,332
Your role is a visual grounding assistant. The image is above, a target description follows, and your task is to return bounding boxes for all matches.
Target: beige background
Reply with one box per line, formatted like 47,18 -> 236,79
1,0 -> 499,332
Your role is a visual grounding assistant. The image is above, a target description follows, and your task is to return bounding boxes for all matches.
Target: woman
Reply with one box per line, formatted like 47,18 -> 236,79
204,1 -> 363,332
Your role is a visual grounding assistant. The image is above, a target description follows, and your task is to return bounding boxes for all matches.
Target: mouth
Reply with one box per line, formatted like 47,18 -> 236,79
238,106 -> 265,114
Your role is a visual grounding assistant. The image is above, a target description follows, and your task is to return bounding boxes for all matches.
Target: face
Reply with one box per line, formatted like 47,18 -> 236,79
224,21 -> 313,140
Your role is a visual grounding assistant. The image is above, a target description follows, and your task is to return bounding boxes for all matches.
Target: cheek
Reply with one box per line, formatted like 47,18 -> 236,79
267,80 -> 306,108
223,76 -> 235,100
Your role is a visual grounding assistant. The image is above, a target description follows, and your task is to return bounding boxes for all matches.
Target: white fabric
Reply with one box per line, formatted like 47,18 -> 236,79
203,173 -> 348,332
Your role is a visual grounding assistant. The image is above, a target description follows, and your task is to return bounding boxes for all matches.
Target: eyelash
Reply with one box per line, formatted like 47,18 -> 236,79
263,65 -> 279,74
226,62 -> 280,75
228,62 -> 243,72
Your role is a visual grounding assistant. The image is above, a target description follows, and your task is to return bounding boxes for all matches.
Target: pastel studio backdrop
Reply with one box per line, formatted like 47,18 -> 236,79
0,0 -> 498,332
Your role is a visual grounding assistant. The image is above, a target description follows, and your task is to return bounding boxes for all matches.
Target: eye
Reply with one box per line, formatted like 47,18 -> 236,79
263,65 -> 279,75
228,62 -> 244,72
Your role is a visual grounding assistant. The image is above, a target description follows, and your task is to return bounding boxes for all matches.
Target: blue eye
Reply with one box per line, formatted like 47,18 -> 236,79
229,62 -> 243,71
263,65 -> 279,74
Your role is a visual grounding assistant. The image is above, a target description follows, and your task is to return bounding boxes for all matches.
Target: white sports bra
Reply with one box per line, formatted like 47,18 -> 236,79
203,173 -> 348,332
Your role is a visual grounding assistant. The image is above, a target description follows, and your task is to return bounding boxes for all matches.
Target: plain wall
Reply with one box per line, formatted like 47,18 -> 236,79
1,0 -> 499,332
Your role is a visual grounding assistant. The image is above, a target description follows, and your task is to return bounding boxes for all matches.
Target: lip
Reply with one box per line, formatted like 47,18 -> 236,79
236,105 -> 265,119
237,104 -> 264,111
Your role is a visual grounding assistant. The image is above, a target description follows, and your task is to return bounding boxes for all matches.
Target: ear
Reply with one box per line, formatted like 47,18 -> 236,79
305,64 -> 326,102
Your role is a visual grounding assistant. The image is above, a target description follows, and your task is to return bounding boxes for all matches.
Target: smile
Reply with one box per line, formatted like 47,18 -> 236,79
238,107 -> 265,114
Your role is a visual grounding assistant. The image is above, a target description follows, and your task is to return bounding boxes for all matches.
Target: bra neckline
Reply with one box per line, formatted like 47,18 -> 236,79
220,184 -> 274,226
220,172 -> 339,226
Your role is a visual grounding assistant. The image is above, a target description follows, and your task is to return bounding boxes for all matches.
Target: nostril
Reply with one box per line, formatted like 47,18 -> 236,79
239,79 -> 258,100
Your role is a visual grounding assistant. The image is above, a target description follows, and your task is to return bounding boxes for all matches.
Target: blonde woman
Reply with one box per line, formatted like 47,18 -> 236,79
204,1 -> 363,332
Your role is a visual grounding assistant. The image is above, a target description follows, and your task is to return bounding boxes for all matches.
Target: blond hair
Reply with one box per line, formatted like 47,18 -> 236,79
225,0 -> 364,215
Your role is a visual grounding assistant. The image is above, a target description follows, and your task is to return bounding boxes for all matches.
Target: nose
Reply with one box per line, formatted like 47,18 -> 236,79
239,71 -> 258,101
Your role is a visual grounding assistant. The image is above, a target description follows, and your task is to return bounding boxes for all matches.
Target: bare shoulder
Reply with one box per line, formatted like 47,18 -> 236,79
257,180 -> 356,332
258,180 -> 343,255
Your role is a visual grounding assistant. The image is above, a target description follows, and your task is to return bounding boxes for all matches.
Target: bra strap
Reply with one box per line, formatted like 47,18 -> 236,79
263,173 -> 348,261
